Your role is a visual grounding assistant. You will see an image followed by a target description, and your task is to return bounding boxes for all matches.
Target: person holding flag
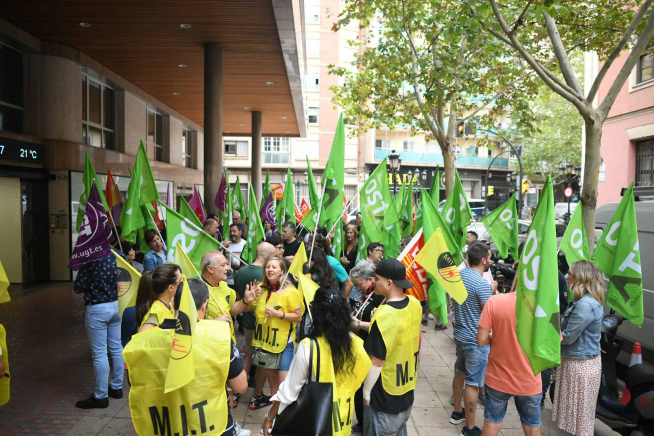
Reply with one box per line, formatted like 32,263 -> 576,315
123,277 -> 248,436
142,229 -> 167,272
71,185 -> 124,410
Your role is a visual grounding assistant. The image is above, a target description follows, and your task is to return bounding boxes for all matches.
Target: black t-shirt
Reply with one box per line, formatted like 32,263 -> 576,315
364,298 -> 414,414
353,294 -> 385,342
283,238 -> 302,257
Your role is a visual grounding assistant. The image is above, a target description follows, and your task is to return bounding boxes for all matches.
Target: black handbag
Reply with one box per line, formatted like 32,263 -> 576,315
272,339 -> 333,436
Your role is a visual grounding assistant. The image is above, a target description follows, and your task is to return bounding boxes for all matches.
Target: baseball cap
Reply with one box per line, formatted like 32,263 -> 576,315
375,259 -> 414,289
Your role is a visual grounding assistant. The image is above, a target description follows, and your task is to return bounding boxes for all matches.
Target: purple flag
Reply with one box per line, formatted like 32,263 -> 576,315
215,173 -> 228,211
260,192 -> 278,236
69,184 -> 113,271
166,183 -> 172,207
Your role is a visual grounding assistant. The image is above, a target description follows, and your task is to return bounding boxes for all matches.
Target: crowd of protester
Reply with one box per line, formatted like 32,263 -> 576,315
73,215 -> 604,436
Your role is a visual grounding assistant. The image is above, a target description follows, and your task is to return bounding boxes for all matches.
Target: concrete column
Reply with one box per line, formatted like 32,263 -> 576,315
204,43 -> 223,214
251,111 -> 263,205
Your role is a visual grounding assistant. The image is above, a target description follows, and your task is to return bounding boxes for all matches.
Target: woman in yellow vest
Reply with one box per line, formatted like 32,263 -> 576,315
261,287 -> 372,436
250,256 -> 303,405
135,264 -> 182,332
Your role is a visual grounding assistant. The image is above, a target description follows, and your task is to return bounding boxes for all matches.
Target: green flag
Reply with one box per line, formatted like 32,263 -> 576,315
516,175 -> 560,375
179,196 -> 203,229
232,177 -> 247,218
421,188 -> 462,266
136,204 -> 158,253
385,208 -> 401,260
400,185 -> 414,238
120,145 -> 149,243
481,193 -> 519,259
276,168 -> 295,226
221,174 -> 233,242
330,218 -> 344,259
318,114 -> 345,227
260,170 -> 271,210
592,183 -> 643,327
242,185 -> 265,264
161,202 -> 220,273
76,153 -> 109,231
441,169 -> 472,251
559,204 -> 590,266
413,197 -> 423,233
301,156 -> 320,229
429,168 -> 440,206
357,157 -> 397,261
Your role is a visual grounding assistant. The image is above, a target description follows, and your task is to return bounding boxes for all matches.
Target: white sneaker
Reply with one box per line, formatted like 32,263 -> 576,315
234,422 -> 251,436
428,313 -> 435,320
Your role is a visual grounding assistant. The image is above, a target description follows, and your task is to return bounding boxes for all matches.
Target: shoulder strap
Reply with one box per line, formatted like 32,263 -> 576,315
307,338 -> 321,385
308,339 -> 314,384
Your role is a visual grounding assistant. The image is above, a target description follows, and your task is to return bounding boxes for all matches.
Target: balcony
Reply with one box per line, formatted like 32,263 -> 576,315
374,149 -> 510,168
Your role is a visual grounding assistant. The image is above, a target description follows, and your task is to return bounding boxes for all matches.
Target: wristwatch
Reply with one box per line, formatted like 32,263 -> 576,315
264,412 -> 275,422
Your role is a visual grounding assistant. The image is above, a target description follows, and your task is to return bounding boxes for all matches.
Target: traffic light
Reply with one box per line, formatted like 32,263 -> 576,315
521,179 -> 530,194
487,185 -> 495,196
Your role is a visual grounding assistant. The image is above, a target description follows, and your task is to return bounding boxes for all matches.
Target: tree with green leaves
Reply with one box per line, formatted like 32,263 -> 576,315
331,0 -> 540,195
473,0 -> 654,249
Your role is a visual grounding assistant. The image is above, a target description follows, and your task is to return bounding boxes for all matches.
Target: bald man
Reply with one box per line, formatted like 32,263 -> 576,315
235,242 -> 276,378
203,219 -> 219,239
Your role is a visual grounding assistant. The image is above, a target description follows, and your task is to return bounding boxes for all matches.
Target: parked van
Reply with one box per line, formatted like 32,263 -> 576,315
595,193 -> 654,365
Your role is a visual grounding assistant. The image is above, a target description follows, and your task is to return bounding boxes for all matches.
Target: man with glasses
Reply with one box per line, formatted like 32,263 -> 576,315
366,243 -> 384,265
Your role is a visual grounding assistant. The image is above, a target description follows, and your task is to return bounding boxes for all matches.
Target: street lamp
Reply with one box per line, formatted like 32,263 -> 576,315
561,163 -> 581,222
388,150 -> 401,195
303,171 -> 308,183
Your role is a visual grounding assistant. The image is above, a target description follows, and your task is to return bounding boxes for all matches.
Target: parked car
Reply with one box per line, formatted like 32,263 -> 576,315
555,201 -> 578,219
595,195 -> 653,365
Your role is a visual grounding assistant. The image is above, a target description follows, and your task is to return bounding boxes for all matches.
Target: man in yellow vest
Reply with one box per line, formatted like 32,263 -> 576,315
123,278 -> 248,436
362,259 -> 422,436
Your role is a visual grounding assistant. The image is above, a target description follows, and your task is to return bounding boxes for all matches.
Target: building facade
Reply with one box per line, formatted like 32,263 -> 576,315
590,44 -> 654,206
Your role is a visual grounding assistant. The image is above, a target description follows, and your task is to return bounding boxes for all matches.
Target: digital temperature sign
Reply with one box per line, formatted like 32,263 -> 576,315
0,137 -> 45,164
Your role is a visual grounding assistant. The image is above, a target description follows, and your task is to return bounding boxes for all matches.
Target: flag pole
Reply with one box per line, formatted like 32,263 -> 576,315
146,207 -> 168,252
308,178 -> 328,266
107,212 -> 124,254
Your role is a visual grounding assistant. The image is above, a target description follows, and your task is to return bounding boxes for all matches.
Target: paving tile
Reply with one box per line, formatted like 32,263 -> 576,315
96,418 -> 137,435
66,416 -> 111,436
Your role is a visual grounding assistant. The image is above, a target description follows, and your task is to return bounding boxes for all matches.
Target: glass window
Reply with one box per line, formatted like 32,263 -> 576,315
82,75 -> 115,149
344,185 -> 359,210
636,139 -> 653,187
225,140 -> 248,157
403,140 -> 415,152
308,106 -> 319,124
427,142 -> 441,153
147,110 -> 164,162
637,41 -> 653,84
182,129 -> 194,168
306,0 -> 320,23
263,137 -> 290,164
307,67 -> 320,92
0,43 -> 24,134
307,34 -> 321,57
454,146 -> 462,157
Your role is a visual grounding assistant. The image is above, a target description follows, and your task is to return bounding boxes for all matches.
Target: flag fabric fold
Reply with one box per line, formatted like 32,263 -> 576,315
179,196 -> 203,228
481,193 -> 519,259
70,184 -> 113,271
441,169 -> 472,251
164,275 -> 196,393
261,170 -> 271,211
592,183 -> 643,327
260,192 -> 278,236
276,168 -> 295,226
318,114 -> 345,227
188,186 -> 207,224
301,156 -> 320,229
242,185 -> 265,264
105,169 -> 123,228
215,172 -> 228,211
429,168 -> 440,206
559,204 -> 590,266
232,177 -> 247,217
515,175 -> 561,375
77,153 -> 109,232
113,249 -> 140,318
397,229 -> 428,301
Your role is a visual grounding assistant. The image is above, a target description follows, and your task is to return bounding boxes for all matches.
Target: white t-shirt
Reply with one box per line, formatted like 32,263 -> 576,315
226,239 -> 246,285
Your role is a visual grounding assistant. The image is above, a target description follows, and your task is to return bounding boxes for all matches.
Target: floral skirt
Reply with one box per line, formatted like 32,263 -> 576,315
552,355 -> 601,436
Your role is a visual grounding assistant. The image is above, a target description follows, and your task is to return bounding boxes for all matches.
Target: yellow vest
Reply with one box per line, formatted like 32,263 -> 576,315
123,320 -> 231,436
303,335 -> 371,436
205,281 -> 237,342
252,285 -> 302,353
0,324 -> 9,406
370,296 -> 422,396
139,300 -> 175,329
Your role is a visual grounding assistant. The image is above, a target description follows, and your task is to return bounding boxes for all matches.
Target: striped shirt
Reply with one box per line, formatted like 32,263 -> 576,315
453,268 -> 493,344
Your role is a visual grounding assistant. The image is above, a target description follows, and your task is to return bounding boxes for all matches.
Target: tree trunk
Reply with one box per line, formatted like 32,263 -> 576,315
442,145 -> 456,198
581,115 -> 603,253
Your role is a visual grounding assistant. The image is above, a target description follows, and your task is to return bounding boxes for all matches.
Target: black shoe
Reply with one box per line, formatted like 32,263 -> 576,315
449,410 -> 465,425
351,423 -> 363,433
232,392 -> 241,408
249,394 -> 272,410
75,395 -> 109,409
460,426 -> 482,436
248,376 -> 255,388
108,388 -> 123,399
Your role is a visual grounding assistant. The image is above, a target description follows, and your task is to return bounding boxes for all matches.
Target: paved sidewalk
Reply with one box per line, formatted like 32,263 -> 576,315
0,283 -> 618,435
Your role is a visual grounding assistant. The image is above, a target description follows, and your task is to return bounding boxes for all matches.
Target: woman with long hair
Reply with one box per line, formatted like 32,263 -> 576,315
340,224 -> 358,274
261,287 -> 372,436
552,260 -> 604,436
264,220 -> 274,238
309,247 -> 339,291
135,264 -> 181,333
249,256 -> 303,410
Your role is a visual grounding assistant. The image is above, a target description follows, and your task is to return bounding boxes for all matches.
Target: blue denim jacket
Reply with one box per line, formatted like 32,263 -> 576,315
143,249 -> 165,272
561,294 -> 603,359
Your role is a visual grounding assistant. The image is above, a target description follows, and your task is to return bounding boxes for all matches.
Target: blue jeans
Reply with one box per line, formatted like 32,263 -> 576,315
279,341 -> 295,371
120,306 -> 138,348
85,301 -> 124,399
363,404 -> 412,436
483,385 -> 542,428
454,339 -> 489,388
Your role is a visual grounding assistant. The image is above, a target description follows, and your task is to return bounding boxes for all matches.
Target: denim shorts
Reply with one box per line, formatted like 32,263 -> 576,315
454,339 -> 489,388
483,385 -> 542,428
279,341 -> 294,371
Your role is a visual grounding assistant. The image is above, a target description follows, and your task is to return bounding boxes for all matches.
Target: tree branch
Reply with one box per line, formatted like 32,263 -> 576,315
587,0 -> 654,102
511,0 -> 534,34
598,5 -> 654,120
543,12 -> 584,96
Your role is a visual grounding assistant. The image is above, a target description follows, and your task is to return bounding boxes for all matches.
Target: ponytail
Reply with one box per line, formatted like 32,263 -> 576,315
135,264 -> 180,325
